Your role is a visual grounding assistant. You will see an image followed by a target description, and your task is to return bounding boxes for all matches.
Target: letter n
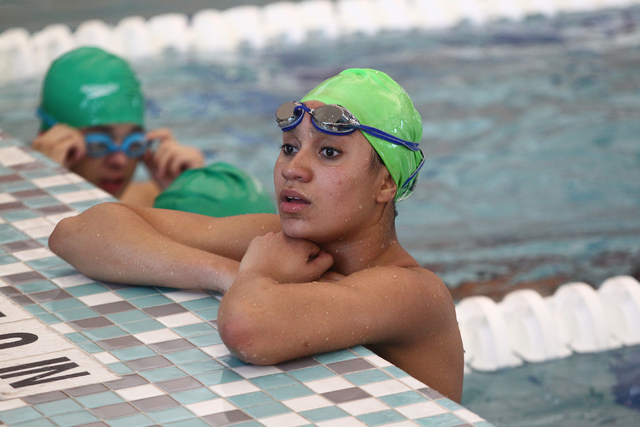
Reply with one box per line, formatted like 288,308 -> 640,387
0,357 -> 90,389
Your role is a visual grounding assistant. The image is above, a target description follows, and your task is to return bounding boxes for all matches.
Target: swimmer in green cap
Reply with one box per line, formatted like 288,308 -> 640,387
50,69 -> 464,402
32,47 -> 204,206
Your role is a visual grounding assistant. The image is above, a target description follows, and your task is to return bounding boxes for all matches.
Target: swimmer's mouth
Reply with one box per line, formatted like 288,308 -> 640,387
99,178 -> 124,195
280,190 -> 310,212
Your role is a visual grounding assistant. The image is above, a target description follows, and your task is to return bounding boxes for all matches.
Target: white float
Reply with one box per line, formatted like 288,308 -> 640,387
74,20 -> 113,51
598,275 -> 640,346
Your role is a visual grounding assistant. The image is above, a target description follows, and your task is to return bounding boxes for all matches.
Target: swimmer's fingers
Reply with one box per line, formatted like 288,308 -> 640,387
32,124 -> 86,167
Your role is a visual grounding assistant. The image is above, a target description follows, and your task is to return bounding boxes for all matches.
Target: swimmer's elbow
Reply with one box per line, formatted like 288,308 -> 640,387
218,309 -> 283,366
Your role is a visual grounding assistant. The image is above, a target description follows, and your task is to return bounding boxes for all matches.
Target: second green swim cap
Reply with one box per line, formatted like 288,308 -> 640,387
40,47 -> 144,130
153,163 -> 276,217
301,68 -> 423,202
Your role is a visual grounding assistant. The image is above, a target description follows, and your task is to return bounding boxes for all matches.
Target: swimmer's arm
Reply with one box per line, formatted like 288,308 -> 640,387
49,202 -> 280,292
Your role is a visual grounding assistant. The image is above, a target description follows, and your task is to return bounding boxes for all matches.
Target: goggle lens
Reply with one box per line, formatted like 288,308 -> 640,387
84,132 -> 148,158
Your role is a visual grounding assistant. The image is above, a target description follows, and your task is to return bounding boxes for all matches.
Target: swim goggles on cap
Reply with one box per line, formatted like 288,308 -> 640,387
37,108 -> 150,159
276,101 -> 421,152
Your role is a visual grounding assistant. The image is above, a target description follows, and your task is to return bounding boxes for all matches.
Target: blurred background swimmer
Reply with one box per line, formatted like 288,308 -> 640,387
32,46 -> 205,206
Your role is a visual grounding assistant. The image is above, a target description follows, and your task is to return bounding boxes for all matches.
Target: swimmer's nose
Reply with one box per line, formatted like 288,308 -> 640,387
281,148 -> 312,182
103,150 -> 130,168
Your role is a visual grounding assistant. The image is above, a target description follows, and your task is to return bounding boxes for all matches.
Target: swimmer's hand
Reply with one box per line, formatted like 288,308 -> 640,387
239,232 -> 334,284
143,128 -> 204,189
32,124 -> 86,168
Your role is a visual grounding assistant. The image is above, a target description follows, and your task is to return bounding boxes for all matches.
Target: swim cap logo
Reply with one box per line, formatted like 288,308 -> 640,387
80,83 -> 121,106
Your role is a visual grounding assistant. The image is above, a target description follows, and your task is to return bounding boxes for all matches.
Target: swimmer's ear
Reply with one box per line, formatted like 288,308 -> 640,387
375,171 -> 396,204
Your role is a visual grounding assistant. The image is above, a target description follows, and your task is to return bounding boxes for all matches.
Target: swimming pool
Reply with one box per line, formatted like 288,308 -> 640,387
1,5 -> 640,426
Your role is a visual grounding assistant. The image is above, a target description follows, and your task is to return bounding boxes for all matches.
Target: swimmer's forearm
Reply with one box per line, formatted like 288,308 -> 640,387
49,202 -> 238,293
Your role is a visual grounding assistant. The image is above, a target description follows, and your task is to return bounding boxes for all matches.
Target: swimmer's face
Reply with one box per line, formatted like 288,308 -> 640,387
71,123 -> 141,198
274,101 -> 395,243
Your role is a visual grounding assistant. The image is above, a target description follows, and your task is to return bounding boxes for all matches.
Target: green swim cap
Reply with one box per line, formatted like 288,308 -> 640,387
153,162 -> 276,217
39,47 -> 144,130
301,68 -> 423,202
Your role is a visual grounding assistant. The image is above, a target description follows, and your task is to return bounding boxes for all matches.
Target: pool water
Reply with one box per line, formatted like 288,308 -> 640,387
1,6 -> 640,426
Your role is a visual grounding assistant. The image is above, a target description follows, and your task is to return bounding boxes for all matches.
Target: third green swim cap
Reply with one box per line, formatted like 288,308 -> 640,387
40,47 -> 144,130
301,68 -> 423,201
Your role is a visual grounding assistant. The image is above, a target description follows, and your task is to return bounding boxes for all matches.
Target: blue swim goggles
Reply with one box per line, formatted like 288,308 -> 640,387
36,108 -> 150,158
275,101 -> 421,152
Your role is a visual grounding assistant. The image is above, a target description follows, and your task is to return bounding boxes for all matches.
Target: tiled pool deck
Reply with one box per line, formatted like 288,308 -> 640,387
0,130 -> 493,427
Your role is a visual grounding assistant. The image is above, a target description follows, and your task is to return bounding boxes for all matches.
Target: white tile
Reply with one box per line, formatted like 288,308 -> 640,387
395,401 -> 447,419
56,190 -> 101,204
0,193 -> 16,203
46,211 -> 79,224
0,398 -> 28,411
232,364 -> 282,379
115,384 -> 165,400
209,379 -> 260,397
260,412 -> 309,427
90,188 -> 112,199
282,395 -> 332,412
0,147 -> 35,166
304,376 -> 352,394
64,172 -> 85,183
12,247 -> 55,262
12,217 -> 52,231
92,352 -> 120,365
360,380 -> 410,397
78,292 -> 122,306
379,422 -> 420,427
156,312 -> 203,328
134,329 -> 180,344
365,354 -> 393,368
317,417 -> 368,427
0,319 -> 75,363
32,175 -> 73,188
399,376 -> 427,389
0,262 -> 31,277
24,225 -> 56,239
164,289 -> 210,302
186,398 -> 236,416
201,344 -> 232,358
338,397 -> 390,416
52,274 -> 93,288
49,322 -> 76,334
454,408 -> 485,423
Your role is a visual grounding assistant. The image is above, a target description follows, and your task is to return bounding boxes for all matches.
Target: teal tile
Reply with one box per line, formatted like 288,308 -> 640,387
164,349 -> 210,365
313,349 -> 357,364
35,399 -> 82,416
106,310 -> 150,324
139,366 -> 188,382
147,407 -> 193,423
45,184 -> 82,194
23,196 -> 59,208
181,297 -> 219,311
35,313 -> 62,324
75,391 -> 124,408
415,413 -> 466,427
38,265 -> 77,279
52,307 -> 98,321
172,388 -> 219,405
0,254 -> 18,265
194,369 -> 242,386
119,319 -> 164,334
380,391 -> 429,407
228,391 -> 275,408
128,294 -> 173,308
0,407 -> 42,424
288,366 -> 335,383
24,304 -> 47,315
357,410 -> 407,426
218,356 -> 249,368
111,345 -> 157,361
26,256 -> 67,270
65,283 -> 107,297
1,211 -> 39,224
180,359 -> 225,375
15,280 -> 58,293
116,287 -> 160,300
77,341 -> 105,353
187,332 -> 223,347
35,237 -> 50,246
20,170 -> 58,180
267,383 -> 314,401
105,413 -> 155,427
1,181 -> 36,193
344,369 -> 393,386
82,325 -> 128,341
435,399 -> 463,411
50,410 -> 99,427
108,362 -> 134,375
41,298 -> 86,312
300,406 -> 348,422
69,199 -> 108,212
0,225 -> 28,243
352,346 -> 376,357
243,402 -> 290,418
250,373 -> 297,390
384,366 -> 410,378
65,332 -> 90,343
13,418 -> 57,427
165,418 -> 210,427
173,322 -> 215,337
194,307 -> 218,321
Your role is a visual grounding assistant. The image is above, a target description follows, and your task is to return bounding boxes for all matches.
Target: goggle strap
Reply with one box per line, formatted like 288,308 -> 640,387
36,108 -> 58,128
401,150 -> 425,189
359,125 -> 420,151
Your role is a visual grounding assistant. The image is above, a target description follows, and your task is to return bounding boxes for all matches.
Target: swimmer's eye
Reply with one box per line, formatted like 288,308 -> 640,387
280,144 -> 297,155
321,147 -> 339,158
